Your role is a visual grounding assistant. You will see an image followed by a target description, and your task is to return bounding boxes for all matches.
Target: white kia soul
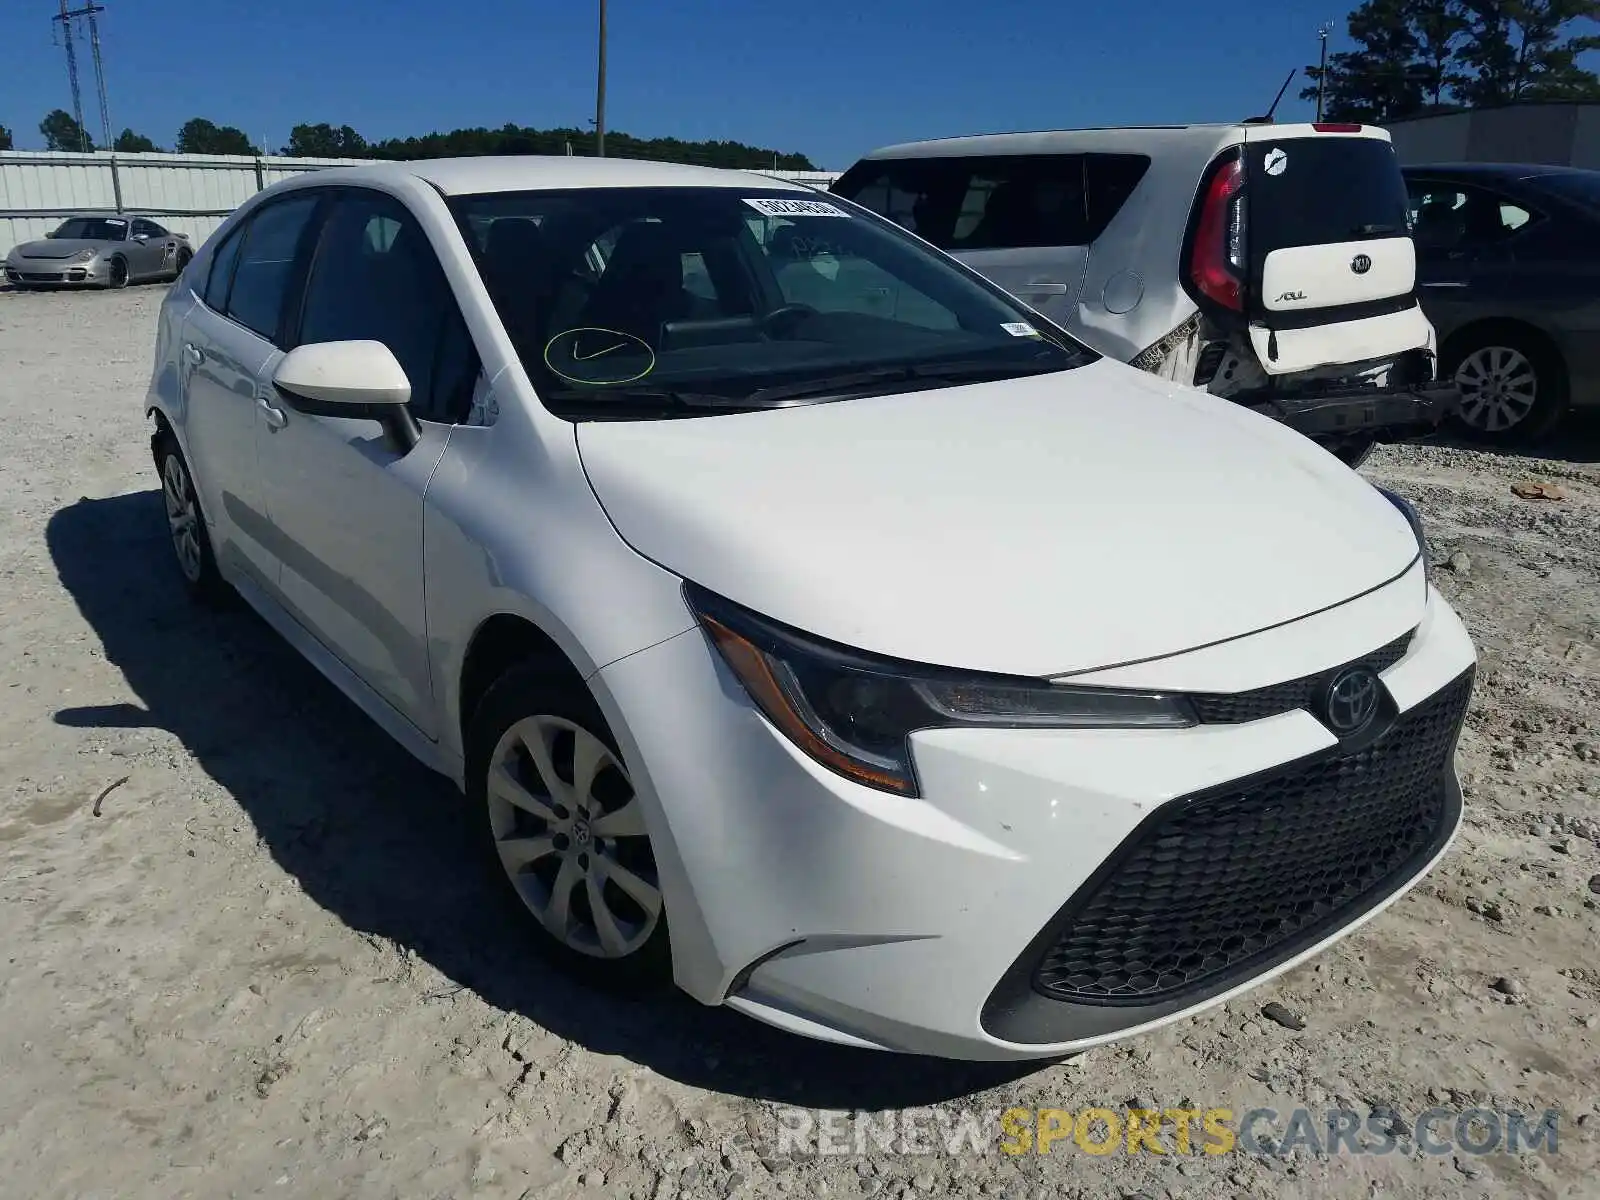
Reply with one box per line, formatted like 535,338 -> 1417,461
146,157 -> 1476,1061
832,122 -> 1460,465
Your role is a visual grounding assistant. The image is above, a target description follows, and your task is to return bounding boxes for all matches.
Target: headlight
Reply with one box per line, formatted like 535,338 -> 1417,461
686,584 -> 1197,796
1375,485 -> 1430,577
72,249 -> 96,262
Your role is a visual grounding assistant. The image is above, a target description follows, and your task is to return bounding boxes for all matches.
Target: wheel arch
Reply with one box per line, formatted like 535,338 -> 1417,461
457,612 -> 592,754
1438,316 -> 1565,376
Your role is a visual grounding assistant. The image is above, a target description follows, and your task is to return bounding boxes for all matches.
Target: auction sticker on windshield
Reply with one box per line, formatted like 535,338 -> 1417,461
1001,322 -> 1042,337
744,197 -> 850,218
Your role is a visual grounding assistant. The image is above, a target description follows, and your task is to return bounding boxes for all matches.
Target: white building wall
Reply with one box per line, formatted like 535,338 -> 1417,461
1,151 -> 840,251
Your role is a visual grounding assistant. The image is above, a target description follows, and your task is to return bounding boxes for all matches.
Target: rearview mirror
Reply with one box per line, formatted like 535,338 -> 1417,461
272,340 -> 421,453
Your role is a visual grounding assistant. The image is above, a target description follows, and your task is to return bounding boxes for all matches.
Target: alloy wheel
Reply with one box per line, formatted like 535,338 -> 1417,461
486,715 -> 661,959
162,453 -> 204,583
1454,345 -> 1538,434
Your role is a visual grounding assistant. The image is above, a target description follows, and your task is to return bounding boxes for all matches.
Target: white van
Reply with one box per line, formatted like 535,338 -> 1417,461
831,123 -> 1460,463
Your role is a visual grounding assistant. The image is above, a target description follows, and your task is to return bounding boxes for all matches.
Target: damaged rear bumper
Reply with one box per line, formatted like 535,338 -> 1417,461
1246,376 -> 1459,439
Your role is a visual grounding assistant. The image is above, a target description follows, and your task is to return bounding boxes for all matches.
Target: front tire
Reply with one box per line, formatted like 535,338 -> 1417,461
106,256 -> 129,290
1445,329 -> 1569,445
466,663 -> 671,991
155,434 -> 229,605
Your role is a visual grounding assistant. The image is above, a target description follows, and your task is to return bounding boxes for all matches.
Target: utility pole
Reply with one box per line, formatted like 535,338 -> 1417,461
52,0 -> 88,150
85,2 -> 112,151
1316,22 -> 1333,122
595,0 -> 604,157
51,2 -> 111,152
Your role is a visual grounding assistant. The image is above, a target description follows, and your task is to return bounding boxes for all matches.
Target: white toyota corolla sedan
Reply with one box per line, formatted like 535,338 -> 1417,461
144,157 -> 1476,1061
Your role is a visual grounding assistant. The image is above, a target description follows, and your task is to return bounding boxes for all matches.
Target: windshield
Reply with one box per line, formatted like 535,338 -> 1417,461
51,217 -> 129,241
450,186 -> 1095,418
1526,169 -> 1600,212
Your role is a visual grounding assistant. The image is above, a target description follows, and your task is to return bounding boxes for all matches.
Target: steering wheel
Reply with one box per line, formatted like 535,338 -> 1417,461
760,303 -> 819,339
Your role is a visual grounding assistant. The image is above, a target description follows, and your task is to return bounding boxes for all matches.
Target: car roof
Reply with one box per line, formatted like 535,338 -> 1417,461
1403,162 -> 1596,181
288,156 -> 815,197
859,125 -> 1240,159
853,122 -> 1387,160
57,212 -> 166,222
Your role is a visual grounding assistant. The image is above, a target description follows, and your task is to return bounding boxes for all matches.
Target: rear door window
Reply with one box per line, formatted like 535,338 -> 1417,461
836,154 -> 1148,251
1245,136 -> 1410,253
1406,182 -> 1538,255
203,223 -> 246,310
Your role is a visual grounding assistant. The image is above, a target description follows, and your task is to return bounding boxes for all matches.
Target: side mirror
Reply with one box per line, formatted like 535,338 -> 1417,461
43,231 -> 55,239
133,233 -> 150,243
272,340 -> 421,454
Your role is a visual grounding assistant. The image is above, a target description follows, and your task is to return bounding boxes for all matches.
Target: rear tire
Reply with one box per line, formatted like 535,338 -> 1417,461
155,433 -> 230,606
172,247 -> 192,281
466,662 -> 672,993
1443,328 -> 1568,446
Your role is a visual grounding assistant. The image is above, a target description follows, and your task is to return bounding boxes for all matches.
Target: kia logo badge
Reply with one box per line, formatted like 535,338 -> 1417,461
1322,666 -> 1380,735
1351,254 -> 1373,275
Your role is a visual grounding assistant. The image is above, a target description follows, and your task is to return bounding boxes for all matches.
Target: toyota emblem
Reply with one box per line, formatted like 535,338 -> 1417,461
1351,254 -> 1373,275
1322,667 -> 1380,735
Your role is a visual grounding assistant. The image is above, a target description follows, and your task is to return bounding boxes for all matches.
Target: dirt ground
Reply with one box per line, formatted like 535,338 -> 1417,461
1,283 -> 1597,1200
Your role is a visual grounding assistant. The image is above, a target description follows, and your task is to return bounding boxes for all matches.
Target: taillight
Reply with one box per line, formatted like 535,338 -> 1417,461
1312,122 -> 1363,133
1188,155 -> 1246,313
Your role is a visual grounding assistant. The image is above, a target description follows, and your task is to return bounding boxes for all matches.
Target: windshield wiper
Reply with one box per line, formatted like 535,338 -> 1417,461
741,357 -> 1072,404
1352,222 -> 1404,236
544,356 -> 1077,413
544,386 -> 768,411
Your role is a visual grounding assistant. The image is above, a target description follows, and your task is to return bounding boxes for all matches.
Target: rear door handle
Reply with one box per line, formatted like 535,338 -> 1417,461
183,342 -> 204,365
256,396 -> 287,431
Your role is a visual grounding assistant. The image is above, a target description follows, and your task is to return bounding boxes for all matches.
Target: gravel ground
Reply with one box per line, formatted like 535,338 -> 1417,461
1,284 -> 1597,1200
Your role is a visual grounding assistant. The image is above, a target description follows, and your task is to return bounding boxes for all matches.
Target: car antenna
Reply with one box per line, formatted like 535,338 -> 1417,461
1244,69 -> 1296,125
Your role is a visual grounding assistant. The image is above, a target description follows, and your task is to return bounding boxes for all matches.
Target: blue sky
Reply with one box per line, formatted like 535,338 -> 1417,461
0,1 -> 1419,167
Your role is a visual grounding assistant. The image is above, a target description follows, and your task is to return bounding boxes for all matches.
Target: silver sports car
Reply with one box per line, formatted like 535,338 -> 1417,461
4,213 -> 193,289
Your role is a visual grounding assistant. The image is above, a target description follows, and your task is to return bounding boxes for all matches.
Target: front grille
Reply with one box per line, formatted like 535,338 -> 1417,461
1033,669 -> 1472,1006
20,272 -> 65,283
1190,629 -> 1414,725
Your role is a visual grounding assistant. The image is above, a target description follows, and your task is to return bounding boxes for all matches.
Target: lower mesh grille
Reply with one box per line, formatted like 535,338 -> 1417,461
1033,670 -> 1472,1006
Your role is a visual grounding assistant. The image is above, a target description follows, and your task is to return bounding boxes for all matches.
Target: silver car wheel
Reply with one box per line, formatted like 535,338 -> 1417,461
487,715 -> 661,959
162,454 -> 204,583
1455,345 -> 1538,433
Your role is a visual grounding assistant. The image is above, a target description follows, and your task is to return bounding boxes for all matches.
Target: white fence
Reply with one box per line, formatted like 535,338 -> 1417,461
0,151 -> 841,251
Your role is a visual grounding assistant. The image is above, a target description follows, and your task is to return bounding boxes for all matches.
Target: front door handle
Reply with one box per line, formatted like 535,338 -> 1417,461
1023,280 -> 1070,295
256,396 -> 288,431
183,342 -> 204,365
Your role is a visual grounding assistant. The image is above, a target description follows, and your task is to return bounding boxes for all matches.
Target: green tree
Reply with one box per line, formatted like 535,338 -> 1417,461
1302,0 -> 1426,122
1454,0 -> 1600,104
363,122 -> 816,169
175,117 -> 258,156
112,128 -> 159,152
0,124 -> 13,151
280,122 -> 369,158
1410,0 -> 1472,107
40,108 -> 93,151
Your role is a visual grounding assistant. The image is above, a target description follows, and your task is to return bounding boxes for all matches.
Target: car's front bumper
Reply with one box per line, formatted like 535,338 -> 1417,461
591,578 -> 1476,1061
4,260 -> 104,287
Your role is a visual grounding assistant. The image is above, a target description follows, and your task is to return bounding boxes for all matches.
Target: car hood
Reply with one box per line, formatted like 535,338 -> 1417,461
9,239 -> 110,260
575,359 -> 1422,677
